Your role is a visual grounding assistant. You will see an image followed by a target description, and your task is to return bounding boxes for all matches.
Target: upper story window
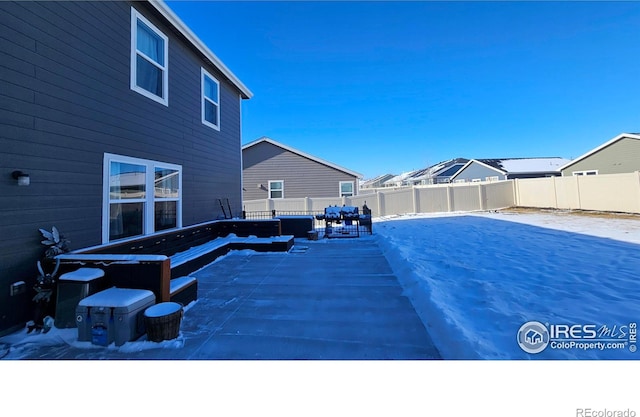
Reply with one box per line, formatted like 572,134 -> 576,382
202,68 -> 220,130
340,181 -> 354,197
269,181 -> 284,199
131,8 -> 168,106
573,170 -> 598,176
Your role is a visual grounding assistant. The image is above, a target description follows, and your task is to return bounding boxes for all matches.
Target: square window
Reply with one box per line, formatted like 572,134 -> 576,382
109,202 -> 144,241
269,181 -> 284,199
340,181 -> 354,197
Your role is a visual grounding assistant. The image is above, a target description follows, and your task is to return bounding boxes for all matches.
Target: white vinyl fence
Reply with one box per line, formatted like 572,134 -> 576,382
243,180 -> 516,218
514,171 -> 640,214
243,171 -> 640,217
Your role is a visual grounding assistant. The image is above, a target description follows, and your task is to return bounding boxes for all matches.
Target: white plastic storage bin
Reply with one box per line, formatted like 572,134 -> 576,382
76,287 -> 155,346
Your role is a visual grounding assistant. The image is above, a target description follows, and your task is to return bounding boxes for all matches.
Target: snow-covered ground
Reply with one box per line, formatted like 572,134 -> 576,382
374,209 -> 640,359
2,208 -> 638,361
2,208 -> 639,416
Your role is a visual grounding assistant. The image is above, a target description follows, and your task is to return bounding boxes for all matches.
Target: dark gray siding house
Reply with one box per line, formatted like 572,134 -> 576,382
450,158 -> 569,183
560,133 -> 640,176
242,137 -> 362,201
0,0 -> 251,334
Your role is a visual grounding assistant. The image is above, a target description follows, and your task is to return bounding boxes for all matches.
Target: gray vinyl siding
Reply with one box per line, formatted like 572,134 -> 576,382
561,138 -> 640,176
243,142 -> 358,200
0,1 -> 244,333
453,162 -> 506,182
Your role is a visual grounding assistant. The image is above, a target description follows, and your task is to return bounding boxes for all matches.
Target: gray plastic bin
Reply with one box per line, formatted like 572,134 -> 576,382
76,287 -> 155,346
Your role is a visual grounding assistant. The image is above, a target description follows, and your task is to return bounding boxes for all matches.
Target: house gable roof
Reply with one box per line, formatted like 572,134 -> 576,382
451,157 -> 569,181
242,137 -> 363,178
450,159 -> 506,181
149,0 -> 253,99
559,133 -> 640,171
361,174 -> 395,187
408,158 -> 470,182
383,170 -> 420,185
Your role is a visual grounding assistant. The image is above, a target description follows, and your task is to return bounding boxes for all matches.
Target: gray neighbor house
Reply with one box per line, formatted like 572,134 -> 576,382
242,137 -> 363,201
450,157 -> 570,182
560,133 -> 640,176
0,0 -> 252,334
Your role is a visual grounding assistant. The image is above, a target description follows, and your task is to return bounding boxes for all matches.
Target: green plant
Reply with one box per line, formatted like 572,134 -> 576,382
39,226 -> 70,259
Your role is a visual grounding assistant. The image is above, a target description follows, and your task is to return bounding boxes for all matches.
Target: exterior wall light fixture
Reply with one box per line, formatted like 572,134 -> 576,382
12,171 -> 30,186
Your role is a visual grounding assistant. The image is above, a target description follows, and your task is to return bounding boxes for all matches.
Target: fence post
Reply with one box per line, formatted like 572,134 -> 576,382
412,187 -> 419,214
478,184 -> 485,210
635,171 -> 640,213
446,185 -> 453,212
574,174 -> 582,210
637,171 -> 640,214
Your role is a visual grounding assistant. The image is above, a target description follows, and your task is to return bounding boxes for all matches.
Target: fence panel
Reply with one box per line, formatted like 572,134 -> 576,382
308,197 -> 343,211
576,172 -> 640,213
553,176 -> 580,209
416,186 -> 449,213
379,188 -> 414,216
515,177 -> 558,208
450,184 -> 481,212
484,181 -> 515,209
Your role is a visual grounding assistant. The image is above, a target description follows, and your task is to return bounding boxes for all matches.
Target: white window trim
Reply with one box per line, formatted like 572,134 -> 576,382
201,68 -> 221,131
572,170 -> 598,176
131,7 -> 169,106
339,181 -> 355,197
103,153 -> 182,243
268,180 -> 284,199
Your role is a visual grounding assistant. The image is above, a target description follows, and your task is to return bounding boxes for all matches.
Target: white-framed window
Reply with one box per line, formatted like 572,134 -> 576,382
103,153 -> 182,243
339,181 -> 354,197
572,170 -> 598,176
201,68 -> 220,130
131,7 -> 168,106
268,180 -> 284,199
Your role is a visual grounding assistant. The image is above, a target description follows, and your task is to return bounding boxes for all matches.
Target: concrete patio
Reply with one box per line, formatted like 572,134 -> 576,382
2,237 -> 440,360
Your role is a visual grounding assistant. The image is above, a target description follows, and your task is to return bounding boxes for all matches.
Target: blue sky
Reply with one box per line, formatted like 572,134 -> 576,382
166,1 -> 640,179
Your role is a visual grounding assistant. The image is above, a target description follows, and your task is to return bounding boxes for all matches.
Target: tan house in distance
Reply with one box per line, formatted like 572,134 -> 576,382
560,133 -> 640,176
242,137 -> 362,201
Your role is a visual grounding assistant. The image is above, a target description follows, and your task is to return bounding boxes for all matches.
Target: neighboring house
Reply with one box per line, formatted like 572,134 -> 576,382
242,137 -> 363,200
560,133 -> 640,176
406,158 -> 469,185
451,158 -> 570,183
0,0 -> 251,334
382,170 -> 419,187
360,174 -> 396,190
